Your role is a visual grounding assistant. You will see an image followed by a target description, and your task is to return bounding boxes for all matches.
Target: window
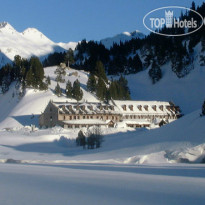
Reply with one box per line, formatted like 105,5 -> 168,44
90,116 -> 93,119
70,116 -> 72,120
83,116 -> 85,119
74,116 -> 76,120
64,116 -> 66,120
50,116 -> 52,121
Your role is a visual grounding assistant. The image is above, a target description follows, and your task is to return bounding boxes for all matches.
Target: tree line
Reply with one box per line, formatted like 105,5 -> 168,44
55,78 -> 83,101
0,55 -> 47,94
87,60 -> 130,101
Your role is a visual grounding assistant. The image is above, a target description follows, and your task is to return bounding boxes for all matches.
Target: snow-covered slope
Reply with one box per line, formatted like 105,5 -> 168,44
100,30 -> 145,49
0,66 -> 98,129
125,61 -> 205,115
0,22 -> 77,67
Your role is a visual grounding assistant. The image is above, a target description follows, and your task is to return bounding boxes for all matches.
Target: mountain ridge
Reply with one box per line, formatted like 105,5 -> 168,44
0,22 -> 77,67
100,30 -> 145,49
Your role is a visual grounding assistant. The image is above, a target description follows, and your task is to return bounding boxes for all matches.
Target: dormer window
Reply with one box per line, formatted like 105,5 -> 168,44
152,105 -> 157,111
89,105 -> 93,110
122,105 -> 126,111
137,105 -> 142,111
166,106 -> 171,111
144,105 -> 148,111
129,105 -> 133,111
159,105 -> 163,111
110,106 -> 114,111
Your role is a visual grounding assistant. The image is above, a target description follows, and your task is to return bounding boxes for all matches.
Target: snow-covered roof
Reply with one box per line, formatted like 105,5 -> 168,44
52,101 -> 118,115
50,100 -> 179,116
113,100 -> 176,115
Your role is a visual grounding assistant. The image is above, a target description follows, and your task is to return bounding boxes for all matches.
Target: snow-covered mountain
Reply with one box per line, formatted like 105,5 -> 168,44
0,22 -> 77,67
100,30 -> 145,49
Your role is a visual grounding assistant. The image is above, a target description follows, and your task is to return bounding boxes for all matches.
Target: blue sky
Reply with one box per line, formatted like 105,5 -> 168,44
1,0 -> 204,42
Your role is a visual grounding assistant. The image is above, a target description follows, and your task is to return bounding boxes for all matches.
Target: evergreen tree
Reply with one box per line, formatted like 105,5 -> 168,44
118,75 -> 131,100
131,54 -> 143,73
144,47 -> 154,68
65,48 -> 75,66
92,126 -> 103,148
13,55 -> 23,80
201,36 -> 205,52
94,61 -> 108,82
46,76 -> 51,85
39,81 -> 48,91
87,74 -> 96,93
66,80 -> 72,98
76,130 -> 86,148
202,100 -> 205,116
55,66 -> 66,76
25,68 -> 34,87
86,127 -> 103,149
1,75 -> 10,93
72,79 -> 83,101
55,73 -> 65,83
149,60 -> 162,84
87,134 -> 96,149
96,77 -> 107,101
29,56 -> 44,84
109,80 -> 118,99
54,83 -> 62,97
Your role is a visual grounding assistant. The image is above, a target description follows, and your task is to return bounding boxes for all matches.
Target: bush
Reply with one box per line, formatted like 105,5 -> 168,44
76,127 -> 104,149
87,126 -> 103,149
76,130 -> 86,148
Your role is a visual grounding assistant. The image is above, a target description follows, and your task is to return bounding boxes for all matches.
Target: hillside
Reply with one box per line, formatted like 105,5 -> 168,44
0,66 -> 98,129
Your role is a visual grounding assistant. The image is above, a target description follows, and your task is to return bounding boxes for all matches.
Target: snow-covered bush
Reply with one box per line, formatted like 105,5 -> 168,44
55,136 -> 75,148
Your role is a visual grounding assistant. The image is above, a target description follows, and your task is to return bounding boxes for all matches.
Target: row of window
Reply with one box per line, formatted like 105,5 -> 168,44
123,114 -> 174,119
122,105 -> 166,112
62,115 -> 118,121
